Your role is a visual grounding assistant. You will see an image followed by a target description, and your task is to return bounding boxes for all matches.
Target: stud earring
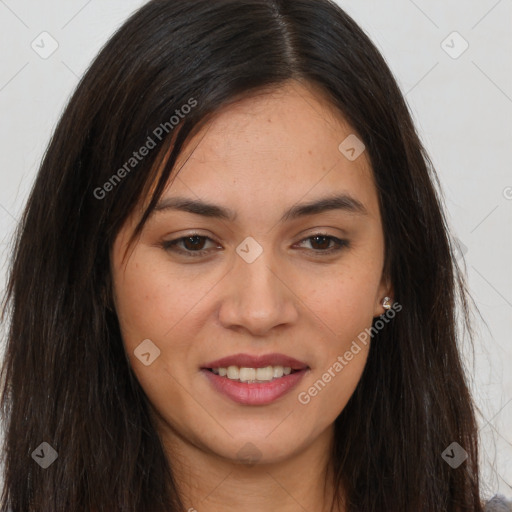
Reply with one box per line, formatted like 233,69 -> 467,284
382,296 -> 393,310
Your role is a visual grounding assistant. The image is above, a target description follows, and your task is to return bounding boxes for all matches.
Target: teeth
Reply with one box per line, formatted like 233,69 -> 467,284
210,365 -> 295,383
239,367 -> 256,382
273,366 -> 284,378
227,366 -> 239,379
256,366 -> 274,381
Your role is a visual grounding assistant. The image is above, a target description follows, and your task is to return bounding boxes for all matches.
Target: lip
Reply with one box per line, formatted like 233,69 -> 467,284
201,352 -> 309,371
201,367 -> 309,405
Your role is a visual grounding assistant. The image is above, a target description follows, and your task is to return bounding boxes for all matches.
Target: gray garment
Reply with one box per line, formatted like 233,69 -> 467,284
485,495 -> 512,511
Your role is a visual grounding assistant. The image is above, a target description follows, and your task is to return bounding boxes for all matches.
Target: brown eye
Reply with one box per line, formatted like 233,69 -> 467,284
295,234 -> 348,255
181,235 -> 208,251
162,234 -> 218,257
309,235 -> 332,250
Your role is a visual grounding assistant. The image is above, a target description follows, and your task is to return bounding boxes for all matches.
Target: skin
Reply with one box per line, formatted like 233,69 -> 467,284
111,80 -> 392,512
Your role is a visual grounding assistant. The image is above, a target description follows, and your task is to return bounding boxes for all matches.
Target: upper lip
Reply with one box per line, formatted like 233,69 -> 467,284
202,353 -> 309,370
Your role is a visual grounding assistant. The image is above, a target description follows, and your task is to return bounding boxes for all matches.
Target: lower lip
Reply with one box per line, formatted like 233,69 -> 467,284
201,368 -> 308,405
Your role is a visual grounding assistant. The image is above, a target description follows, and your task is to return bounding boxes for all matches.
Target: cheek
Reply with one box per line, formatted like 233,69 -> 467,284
299,256 -> 382,340
111,250 -> 225,403
295,304 -> 371,429
111,253 -> 210,431
292,260 -> 379,420
299,345 -> 369,434
112,250 -> 215,348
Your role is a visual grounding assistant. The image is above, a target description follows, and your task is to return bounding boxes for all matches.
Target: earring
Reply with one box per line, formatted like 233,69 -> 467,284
382,296 -> 393,310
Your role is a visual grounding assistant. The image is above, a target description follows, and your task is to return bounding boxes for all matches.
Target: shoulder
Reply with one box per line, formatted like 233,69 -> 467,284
484,494 -> 512,511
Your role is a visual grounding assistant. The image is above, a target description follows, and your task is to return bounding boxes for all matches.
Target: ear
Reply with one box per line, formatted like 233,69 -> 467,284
373,274 -> 394,318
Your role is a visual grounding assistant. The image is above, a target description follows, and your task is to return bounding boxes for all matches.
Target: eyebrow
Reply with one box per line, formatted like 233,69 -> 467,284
153,193 -> 368,223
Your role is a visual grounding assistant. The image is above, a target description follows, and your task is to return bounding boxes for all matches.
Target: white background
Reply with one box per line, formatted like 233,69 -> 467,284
0,0 -> 510,501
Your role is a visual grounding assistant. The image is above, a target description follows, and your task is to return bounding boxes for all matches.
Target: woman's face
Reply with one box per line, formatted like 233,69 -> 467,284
111,81 -> 391,465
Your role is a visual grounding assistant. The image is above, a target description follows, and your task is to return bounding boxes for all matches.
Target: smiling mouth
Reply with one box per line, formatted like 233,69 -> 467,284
206,365 -> 303,383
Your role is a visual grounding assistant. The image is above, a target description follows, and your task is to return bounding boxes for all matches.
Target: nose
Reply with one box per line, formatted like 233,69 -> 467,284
217,250 -> 300,337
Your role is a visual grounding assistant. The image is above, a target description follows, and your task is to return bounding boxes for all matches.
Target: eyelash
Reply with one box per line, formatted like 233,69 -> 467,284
161,233 -> 349,258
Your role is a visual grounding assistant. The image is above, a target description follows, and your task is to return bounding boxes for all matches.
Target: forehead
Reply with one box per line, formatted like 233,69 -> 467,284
155,81 -> 380,223
181,81 -> 357,168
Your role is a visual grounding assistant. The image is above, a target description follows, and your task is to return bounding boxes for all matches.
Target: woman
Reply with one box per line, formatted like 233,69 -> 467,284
0,0 -> 507,510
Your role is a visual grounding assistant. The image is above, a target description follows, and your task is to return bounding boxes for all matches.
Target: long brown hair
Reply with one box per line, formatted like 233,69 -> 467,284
1,0 -> 483,510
